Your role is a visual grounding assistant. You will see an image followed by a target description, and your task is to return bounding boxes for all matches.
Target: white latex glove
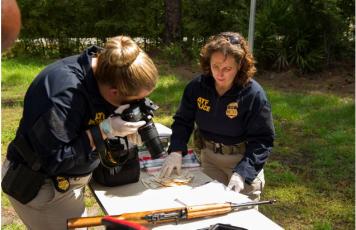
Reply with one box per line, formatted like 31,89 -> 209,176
127,133 -> 143,146
159,152 -> 182,178
99,104 -> 146,138
227,172 -> 245,193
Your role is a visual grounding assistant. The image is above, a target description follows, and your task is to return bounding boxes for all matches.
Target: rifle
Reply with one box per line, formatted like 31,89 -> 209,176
67,199 -> 276,229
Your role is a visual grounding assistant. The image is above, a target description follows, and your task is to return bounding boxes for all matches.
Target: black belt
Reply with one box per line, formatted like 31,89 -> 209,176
203,139 -> 245,155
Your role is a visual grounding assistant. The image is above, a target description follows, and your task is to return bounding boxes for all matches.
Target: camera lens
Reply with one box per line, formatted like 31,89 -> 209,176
138,122 -> 164,159
120,98 -> 165,159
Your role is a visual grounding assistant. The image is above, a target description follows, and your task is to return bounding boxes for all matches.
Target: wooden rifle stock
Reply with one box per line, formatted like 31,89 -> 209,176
67,207 -> 181,229
67,200 -> 276,229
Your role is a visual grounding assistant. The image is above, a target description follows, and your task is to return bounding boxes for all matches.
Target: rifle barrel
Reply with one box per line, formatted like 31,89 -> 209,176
231,199 -> 277,209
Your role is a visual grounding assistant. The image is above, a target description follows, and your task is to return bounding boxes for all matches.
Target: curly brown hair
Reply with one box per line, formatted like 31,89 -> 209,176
200,32 -> 256,87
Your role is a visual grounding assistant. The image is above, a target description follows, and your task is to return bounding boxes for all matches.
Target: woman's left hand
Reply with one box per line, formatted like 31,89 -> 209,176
227,172 -> 245,192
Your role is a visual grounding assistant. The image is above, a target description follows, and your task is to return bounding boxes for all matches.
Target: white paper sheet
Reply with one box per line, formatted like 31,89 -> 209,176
173,180 -> 250,206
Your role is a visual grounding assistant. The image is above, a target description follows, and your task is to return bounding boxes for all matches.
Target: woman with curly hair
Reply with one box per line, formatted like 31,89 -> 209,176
159,32 -> 275,201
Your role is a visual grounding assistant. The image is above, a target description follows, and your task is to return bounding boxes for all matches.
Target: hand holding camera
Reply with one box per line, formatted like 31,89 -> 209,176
119,98 -> 165,159
100,104 -> 146,138
95,98 -> 165,176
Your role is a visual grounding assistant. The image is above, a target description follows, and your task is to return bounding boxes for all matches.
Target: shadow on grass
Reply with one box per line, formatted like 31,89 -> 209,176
1,73 -> 33,87
2,56 -> 55,67
1,98 -> 24,108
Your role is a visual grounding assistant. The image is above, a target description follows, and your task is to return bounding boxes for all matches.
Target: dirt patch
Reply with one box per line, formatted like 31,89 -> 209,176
166,62 -> 355,98
1,207 -> 23,226
255,66 -> 355,98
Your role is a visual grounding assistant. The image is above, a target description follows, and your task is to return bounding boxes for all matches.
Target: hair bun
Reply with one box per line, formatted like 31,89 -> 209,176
104,36 -> 141,67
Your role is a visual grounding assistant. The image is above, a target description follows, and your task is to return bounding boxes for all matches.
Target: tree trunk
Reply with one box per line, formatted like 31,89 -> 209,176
163,0 -> 181,44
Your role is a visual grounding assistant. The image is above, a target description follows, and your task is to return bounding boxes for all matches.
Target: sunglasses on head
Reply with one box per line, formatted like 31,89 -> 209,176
225,35 -> 240,45
216,33 -> 240,45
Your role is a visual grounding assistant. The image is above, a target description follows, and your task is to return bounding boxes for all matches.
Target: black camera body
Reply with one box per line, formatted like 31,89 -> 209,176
121,98 -> 164,159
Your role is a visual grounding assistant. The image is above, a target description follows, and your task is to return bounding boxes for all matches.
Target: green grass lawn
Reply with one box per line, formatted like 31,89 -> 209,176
1,56 -> 355,230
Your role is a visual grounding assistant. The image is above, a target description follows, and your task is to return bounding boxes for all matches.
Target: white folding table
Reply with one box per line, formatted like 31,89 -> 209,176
89,170 -> 283,230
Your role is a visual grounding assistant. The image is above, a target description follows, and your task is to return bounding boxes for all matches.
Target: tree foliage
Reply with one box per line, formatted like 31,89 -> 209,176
13,0 -> 354,72
254,0 -> 354,72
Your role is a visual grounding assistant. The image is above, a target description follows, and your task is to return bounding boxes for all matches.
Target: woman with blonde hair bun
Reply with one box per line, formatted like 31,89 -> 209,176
2,35 -> 158,229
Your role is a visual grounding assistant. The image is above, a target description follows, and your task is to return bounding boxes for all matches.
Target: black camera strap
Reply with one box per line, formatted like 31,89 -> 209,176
107,137 -> 126,174
91,125 -> 128,169
90,125 -> 113,167
90,125 -> 106,154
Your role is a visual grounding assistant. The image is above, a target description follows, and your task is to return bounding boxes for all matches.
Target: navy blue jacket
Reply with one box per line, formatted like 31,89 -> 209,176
169,74 -> 275,184
6,46 -> 116,176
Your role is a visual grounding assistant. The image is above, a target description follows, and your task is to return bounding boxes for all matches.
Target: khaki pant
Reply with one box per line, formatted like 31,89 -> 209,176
200,147 -> 265,202
2,160 -> 90,230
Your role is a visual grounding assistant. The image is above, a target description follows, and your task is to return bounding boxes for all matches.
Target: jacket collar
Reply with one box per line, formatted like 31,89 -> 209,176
199,74 -> 248,97
78,45 -> 102,78
79,46 -> 116,113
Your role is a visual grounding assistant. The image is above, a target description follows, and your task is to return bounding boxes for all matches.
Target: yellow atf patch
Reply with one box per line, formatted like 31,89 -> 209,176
197,97 -> 211,112
226,102 -> 238,119
88,112 -> 106,125
54,176 -> 70,193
